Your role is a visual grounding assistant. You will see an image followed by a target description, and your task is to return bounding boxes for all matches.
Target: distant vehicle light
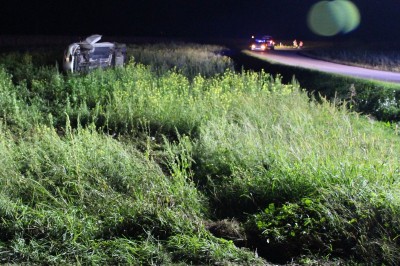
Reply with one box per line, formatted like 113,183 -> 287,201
249,35 -> 275,51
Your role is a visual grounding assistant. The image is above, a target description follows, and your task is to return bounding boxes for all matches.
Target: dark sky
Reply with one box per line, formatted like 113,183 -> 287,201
1,1 -> 400,41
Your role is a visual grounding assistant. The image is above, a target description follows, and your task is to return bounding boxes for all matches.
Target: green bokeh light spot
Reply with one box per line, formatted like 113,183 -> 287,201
307,0 -> 361,36
333,0 -> 361,33
307,1 -> 342,36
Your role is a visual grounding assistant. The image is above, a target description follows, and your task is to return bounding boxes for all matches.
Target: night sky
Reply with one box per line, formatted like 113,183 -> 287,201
1,0 -> 400,42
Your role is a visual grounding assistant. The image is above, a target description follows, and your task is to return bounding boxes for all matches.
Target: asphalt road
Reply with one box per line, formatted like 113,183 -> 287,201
246,49 -> 400,84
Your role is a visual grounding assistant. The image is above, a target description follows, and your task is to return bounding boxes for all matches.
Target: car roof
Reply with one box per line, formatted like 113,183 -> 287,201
92,42 -> 114,47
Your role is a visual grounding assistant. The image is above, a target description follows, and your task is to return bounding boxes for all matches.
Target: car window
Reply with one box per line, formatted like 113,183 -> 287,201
92,47 -> 111,56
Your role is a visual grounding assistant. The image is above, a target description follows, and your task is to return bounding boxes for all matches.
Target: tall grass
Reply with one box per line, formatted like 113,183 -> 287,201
0,123 -> 261,264
0,44 -> 400,264
127,42 -> 234,78
192,86 -> 400,263
0,46 -> 263,265
240,49 -> 400,121
304,45 -> 400,72
97,60 -> 400,263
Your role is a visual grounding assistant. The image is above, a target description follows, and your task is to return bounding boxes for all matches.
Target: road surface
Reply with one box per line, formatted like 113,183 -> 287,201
245,49 -> 400,84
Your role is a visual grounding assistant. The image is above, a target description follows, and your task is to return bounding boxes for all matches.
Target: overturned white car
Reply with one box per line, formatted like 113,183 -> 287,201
63,35 -> 126,73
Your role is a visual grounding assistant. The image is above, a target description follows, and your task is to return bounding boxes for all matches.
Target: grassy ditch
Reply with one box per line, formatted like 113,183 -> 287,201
302,42 -> 400,73
236,49 -> 400,122
0,43 -> 400,264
